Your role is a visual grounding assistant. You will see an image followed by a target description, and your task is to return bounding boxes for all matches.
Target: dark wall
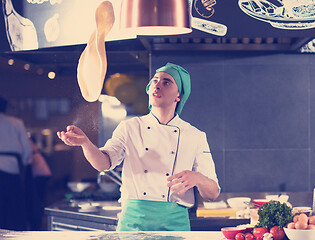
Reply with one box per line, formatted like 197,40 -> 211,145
0,61 -> 100,203
151,52 -> 315,193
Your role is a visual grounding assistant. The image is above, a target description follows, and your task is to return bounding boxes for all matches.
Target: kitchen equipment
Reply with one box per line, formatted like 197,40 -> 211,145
244,201 -> 261,208
252,199 -> 269,207
196,208 -> 238,217
78,202 -> 100,212
266,194 -> 289,203
67,182 -> 91,192
237,224 -> 254,233
284,227 -> 315,240
221,227 -> 246,239
120,0 -> 192,35
203,200 -> 227,209
227,197 -> 251,210
97,169 -> 121,193
97,170 -> 122,186
292,207 -> 313,216
249,208 -> 259,225
98,182 -> 118,193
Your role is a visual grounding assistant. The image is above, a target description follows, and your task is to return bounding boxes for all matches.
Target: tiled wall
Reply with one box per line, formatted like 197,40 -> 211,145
151,52 -> 315,193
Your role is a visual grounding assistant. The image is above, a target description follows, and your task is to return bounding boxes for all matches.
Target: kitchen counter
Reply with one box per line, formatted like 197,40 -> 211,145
214,192 -> 313,208
45,200 -> 249,231
45,192 -> 313,231
45,200 -> 120,231
0,229 -> 225,240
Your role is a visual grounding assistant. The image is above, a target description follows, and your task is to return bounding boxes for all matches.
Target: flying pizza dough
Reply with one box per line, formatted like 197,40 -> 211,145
77,1 -> 115,102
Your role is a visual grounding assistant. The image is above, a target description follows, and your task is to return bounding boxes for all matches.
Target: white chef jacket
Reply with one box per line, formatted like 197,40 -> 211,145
100,112 -> 220,208
0,113 -> 32,174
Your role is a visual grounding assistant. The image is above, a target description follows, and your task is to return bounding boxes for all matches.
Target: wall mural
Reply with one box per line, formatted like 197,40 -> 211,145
2,0 -> 38,51
189,0 -> 227,36
300,38 -> 315,52
0,0 -> 315,52
1,0 -> 136,51
238,0 -> 315,30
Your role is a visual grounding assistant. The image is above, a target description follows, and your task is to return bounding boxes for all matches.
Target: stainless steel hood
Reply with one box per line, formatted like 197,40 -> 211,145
1,35 -> 312,76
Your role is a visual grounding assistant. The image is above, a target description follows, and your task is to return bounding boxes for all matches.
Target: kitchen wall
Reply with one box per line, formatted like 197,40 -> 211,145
151,52 -> 315,193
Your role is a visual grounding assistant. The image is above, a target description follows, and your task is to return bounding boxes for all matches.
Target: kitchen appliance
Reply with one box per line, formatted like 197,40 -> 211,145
97,169 -> 122,193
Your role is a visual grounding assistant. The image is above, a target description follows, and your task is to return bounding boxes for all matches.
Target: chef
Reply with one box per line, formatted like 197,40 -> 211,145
57,63 -> 220,231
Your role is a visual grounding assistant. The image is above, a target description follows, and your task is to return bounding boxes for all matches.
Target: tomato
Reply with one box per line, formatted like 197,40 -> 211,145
235,232 -> 245,240
253,227 -> 269,240
244,233 -> 254,240
270,226 -> 285,240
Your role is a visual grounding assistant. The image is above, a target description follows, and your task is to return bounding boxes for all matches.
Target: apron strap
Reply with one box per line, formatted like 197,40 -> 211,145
117,199 -> 190,231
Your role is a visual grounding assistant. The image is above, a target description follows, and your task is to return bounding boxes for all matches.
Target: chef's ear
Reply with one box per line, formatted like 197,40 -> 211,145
175,95 -> 181,102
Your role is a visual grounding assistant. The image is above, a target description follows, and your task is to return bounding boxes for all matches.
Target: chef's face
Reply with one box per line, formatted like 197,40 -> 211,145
148,72 -> 181,110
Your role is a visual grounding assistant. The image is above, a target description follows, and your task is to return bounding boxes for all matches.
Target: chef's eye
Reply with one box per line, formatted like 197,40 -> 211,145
163,81 -> 171,86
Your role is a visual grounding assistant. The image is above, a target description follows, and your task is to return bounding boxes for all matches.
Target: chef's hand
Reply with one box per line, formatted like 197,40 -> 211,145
167,170 -> 203,195
57,125 -> 88,147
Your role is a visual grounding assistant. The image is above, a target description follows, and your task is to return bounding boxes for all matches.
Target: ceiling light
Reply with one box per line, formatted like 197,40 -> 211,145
8,59 -> 14,65
120,0 -> 191,36
48,71 -> 56,79
24,64 -> 30,70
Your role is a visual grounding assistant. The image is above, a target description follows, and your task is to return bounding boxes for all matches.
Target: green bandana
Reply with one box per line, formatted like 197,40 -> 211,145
146,63 -> 191,115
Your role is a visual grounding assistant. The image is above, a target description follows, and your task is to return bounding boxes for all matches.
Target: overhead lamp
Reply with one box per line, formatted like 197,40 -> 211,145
120,0 -> 192,36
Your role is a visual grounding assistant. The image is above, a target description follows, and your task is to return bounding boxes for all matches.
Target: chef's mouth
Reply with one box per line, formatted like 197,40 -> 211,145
152,92 -> 161,98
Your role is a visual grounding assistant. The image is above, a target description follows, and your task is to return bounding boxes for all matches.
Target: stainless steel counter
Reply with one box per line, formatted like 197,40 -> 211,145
45,200 -> 120,231
45,199 -> 249,231
45,192 -> 312,231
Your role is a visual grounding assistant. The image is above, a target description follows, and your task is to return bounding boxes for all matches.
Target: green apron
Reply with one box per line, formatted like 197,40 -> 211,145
116,199 -> 191,231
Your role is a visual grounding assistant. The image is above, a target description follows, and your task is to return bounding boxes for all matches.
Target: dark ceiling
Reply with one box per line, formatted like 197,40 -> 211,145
1,35 -> 313,76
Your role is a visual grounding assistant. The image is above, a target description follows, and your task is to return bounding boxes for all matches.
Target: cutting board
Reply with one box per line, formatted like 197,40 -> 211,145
196,207 -> 238,217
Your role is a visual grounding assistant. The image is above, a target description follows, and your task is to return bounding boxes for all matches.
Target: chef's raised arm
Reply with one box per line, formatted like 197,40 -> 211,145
57,125 -> 111,171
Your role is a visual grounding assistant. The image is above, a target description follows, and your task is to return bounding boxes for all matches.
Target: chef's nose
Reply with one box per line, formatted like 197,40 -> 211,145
153,81 -> 161,90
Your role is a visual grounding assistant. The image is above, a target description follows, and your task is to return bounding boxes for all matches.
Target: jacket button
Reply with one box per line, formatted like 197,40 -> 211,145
171,151 -> 175,154
166,173 -> 169,176
144,170 -> 148,173
162,195 -> 165,198
143,192 -> 146,195
147,126 -> 151,129
145,148 -> 149,151
174,130 -> 177,133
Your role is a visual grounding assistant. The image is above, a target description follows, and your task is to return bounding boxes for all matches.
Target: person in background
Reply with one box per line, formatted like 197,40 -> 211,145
57,63 -> 220,231
27,137 -> 52,230
0,96 -> 32,230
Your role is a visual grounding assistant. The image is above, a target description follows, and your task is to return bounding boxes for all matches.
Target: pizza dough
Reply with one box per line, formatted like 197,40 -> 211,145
77,1 -> 115,102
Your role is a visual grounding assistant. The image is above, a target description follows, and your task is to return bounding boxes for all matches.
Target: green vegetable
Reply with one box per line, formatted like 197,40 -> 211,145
255,200 -> 293,229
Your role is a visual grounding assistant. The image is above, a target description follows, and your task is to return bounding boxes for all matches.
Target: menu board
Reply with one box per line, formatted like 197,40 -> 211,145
0,0 -> 315,52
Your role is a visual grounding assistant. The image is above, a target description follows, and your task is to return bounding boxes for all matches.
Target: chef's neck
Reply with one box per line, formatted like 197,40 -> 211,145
151,108 -> 177,125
